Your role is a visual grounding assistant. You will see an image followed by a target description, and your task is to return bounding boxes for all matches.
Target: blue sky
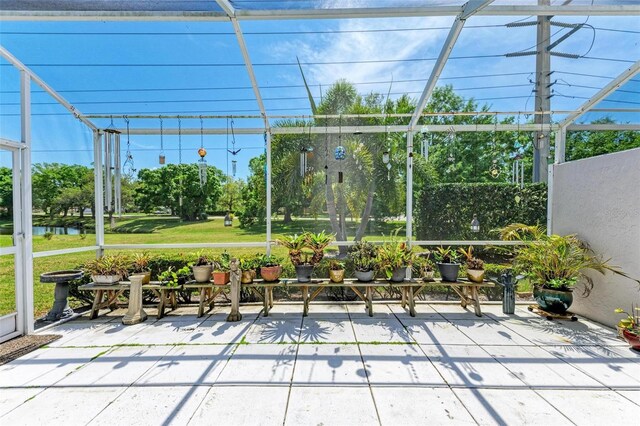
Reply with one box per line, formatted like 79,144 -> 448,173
0,13 -> 638,178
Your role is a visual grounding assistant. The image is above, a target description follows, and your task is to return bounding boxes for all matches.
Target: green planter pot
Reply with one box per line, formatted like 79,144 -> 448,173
534,287 -> 573,314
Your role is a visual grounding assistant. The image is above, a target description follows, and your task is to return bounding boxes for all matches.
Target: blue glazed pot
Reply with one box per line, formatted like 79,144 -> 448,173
534,287 -> 573,314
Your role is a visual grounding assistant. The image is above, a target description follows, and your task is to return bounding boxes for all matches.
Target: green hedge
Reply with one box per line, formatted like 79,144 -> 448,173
414,183 -> 547,240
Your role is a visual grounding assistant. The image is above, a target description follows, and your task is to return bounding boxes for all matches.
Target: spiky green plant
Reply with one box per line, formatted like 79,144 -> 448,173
306,231 -> 335,265
276,233 -> 309,266
500,223 -> 639,296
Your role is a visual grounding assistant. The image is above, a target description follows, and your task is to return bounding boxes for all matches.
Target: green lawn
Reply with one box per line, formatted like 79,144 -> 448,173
0,214 -> 405,317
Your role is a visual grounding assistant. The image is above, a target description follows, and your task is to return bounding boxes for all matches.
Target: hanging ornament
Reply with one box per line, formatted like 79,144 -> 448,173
382,151 -> 390,164
227,119 -> 241,179
334,145 -> 346,161
159,116 -> 166,165
198,116 -> 207,188
335,116 -> 345,183
490,159 -> 500,178
122,115 -> 136,179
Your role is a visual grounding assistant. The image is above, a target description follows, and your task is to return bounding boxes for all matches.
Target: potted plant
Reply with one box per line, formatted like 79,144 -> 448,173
306,231 -> 334,265
414,252 -> 435,282
614,306 -> 640,350
459,246 -> 485,283
277,233 -> 313,282
85,254 -> 129,284
239,255 -> 259,284
329,260 -> 345,283
130,252 -> 152,284
212,252 -> 231,285
500,223 -> 640,315
434,246 -> 461,282
192,251 -> 213,283
348,240 -> 378,282
259,255 -> 283,282
378,239 -> 414,283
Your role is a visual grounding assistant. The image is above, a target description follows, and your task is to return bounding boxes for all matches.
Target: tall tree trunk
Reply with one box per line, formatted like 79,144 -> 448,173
283,207 -> 292,224
325,176 -> 347,256
355,180 -> 376,242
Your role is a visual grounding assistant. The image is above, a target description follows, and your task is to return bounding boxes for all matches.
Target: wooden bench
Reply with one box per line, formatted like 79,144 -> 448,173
401,279 -> 495,317
183,282 -> 229,317
78,282 -> 182,320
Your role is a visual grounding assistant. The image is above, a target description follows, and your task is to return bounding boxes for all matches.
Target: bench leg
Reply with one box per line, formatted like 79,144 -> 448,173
198,288 -> 206,317
171,291 -> 178,309
460,286 -> 468,308
408,286 -> 416,317
157,290 -> 166,319
401,287 -> 406,309
471,286 -> 482,317
302,285 -> 309,317
90,290 -> 103,319
366,286 -> 373,317
263,287 -> 270,317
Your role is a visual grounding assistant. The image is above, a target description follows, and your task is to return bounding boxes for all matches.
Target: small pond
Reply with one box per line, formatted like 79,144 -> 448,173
0,226 -> 83,236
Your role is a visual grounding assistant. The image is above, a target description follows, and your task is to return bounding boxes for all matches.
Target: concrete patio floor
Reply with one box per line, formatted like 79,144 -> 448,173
1,302 -> 639,425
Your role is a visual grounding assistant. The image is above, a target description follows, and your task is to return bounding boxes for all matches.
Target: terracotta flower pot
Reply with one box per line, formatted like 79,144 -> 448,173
467,269 -> 485,283
212,271 -> 230,285
622,329 -> 640,351
329,269 -> 345,283
260,265 -> 282,282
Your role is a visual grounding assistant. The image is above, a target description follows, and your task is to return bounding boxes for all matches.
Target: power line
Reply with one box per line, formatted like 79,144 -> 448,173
0,54 -> 505,68
0,72 -> 533,95
0,85 -> 534,107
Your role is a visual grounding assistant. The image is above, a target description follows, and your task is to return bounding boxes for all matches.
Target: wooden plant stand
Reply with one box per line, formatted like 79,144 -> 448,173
527,305 -> 578,321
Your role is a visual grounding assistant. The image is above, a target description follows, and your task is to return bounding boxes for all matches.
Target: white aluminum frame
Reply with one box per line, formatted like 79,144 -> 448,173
1,4 -> 638,21
0,4 -> 638,335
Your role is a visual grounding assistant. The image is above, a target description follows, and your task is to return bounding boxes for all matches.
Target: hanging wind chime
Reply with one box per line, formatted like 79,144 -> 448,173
512,114 -> 524,189
489,116 -> 501,179
324,123 -> 329,184
159,116 -> 166,165
122,115 -> 136,179
228,119 -> 241,177
177,117 -> 184,217
334,116 -> 346,183
300,124 -> 314,182
198,116 -> 208,189
382,123 -> 392,180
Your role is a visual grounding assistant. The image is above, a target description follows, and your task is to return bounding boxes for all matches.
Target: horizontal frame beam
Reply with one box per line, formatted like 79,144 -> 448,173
116,123 -> 558,136
567,124 -> 640,131
32,245 -> 99,258
1,5 -> 638,21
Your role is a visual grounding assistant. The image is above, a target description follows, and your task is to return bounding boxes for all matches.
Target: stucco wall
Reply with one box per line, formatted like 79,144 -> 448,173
551,147 -> 640,327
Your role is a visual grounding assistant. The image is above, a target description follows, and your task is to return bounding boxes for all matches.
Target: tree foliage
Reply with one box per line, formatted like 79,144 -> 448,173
135,163 -> 223,221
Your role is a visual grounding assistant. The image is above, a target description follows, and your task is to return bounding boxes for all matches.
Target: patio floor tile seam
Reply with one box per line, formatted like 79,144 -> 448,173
281,317 -> 305,426
615,390 -> 640,407
524,344 -> 621,390
351,321 -> 384,426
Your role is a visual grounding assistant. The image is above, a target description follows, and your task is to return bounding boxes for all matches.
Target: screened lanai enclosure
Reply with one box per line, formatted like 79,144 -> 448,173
0,1 -> 639,341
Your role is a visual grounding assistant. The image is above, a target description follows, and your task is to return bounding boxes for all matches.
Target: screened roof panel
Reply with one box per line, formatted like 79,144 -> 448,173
0,1 -> 224,12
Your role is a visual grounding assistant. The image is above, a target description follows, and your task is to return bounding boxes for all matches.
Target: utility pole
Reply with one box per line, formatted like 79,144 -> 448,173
533,0 -> 551,183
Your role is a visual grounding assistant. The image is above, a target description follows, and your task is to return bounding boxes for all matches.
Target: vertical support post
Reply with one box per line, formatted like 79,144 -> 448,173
547,165 -> 554,236
114,132 -> 122,216
406,131 -> 414,279
533,0 -> 551,183
265,131 -> 272,256
555,127 -> 566,164
19,70 -> 34,334
12,148 -> 24,335
93,131 -> 105,258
